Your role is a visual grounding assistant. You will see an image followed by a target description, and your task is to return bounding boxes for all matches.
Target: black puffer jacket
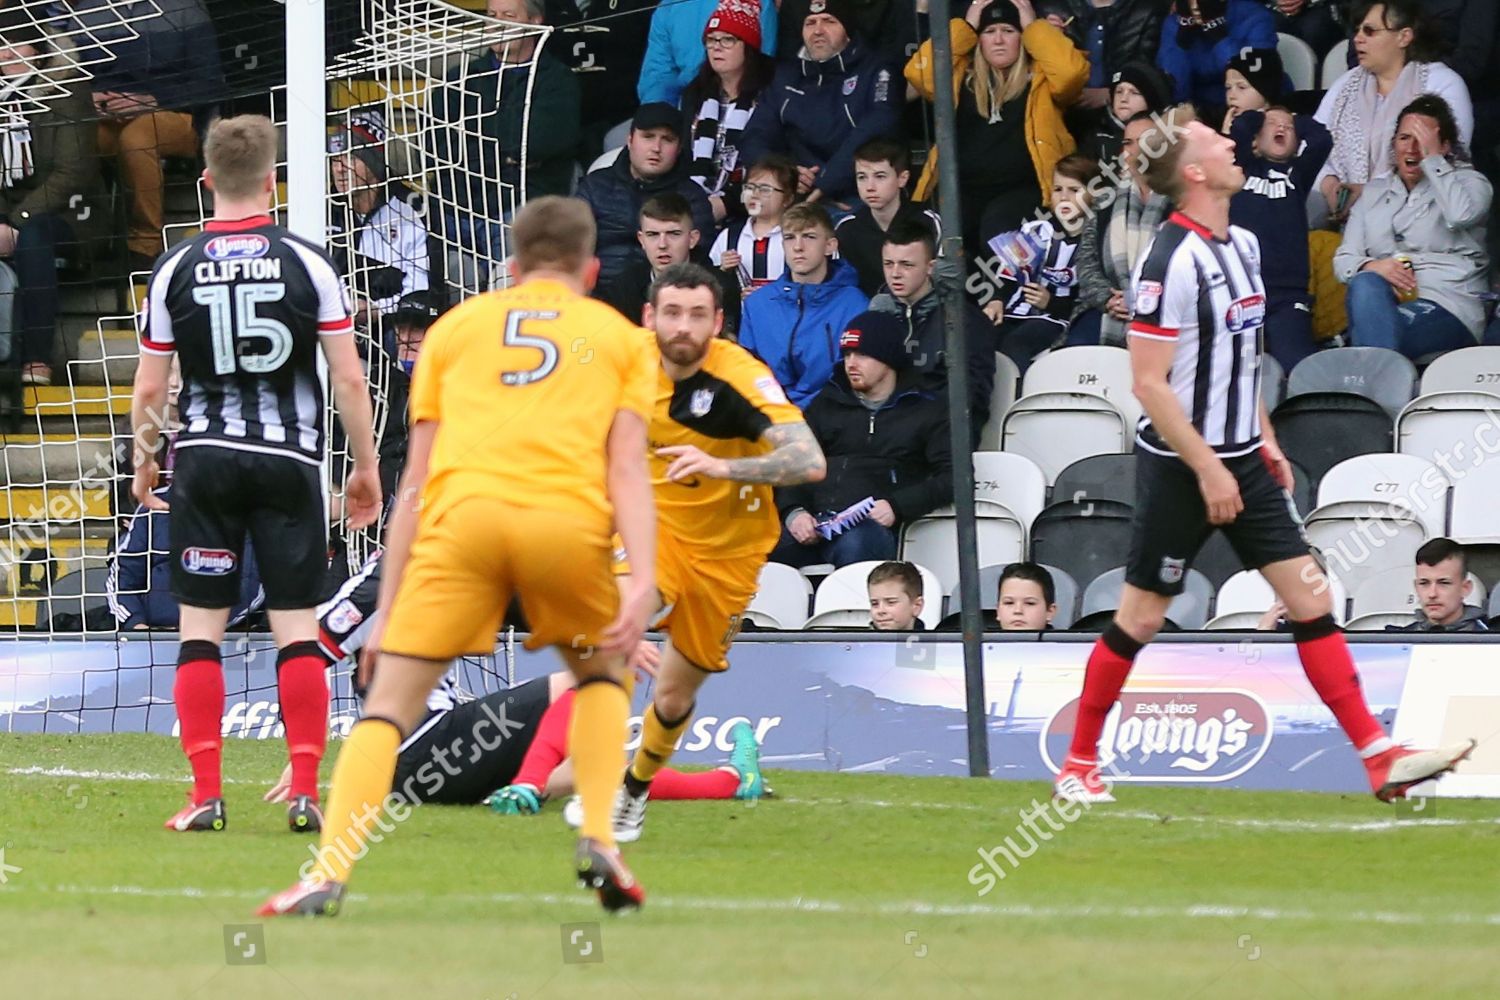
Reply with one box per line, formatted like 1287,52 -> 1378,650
574,153 -> 716,285
867,287 -> 996,442
775,367 -> 953,526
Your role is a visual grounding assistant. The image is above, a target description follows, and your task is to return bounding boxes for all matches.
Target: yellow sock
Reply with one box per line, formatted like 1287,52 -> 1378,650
569,679 -> 630,847
628,701 -> 693,784
310,717 -> 401,884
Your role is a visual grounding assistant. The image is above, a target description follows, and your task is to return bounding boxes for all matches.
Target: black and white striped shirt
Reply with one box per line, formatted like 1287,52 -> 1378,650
1128,212 -> 1265,458
710,219 -> 784,292
139,215 -> 354,466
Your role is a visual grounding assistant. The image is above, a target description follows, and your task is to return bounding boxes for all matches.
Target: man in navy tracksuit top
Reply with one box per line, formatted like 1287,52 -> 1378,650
738,0 -> 902,212
1229,107 -> 1331,372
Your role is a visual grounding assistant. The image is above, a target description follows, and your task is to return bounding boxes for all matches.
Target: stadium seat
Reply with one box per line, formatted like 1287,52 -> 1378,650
813,560 -> 944,629
1418,347 -> 1500,397
1395,391 -> 1500,476
1028,499 -> 1133,594
1261,352 -> 1285,411
1001,391 -> 1129,485
1276,33 -> 1318,92
1466,572 -> 1488,609
1490,585 -> 1500,620
1448,458 -> 1500,544
1350,566 -> 1418,619
745,562 -> 813,629
1211,566 -> 1349,624
1321,39 -> 1349,88
1286,347 -> 1416,419
945,562 -> 1080,627
1316,453 -> 1448,538
901,499 -> 1027,600
1021,345 -> 1141,430
1271,392 -> 1392,483
1203,610 -> 1264,629
1051,453 -> 1136,508
977,352 -> 1022,450
588,146 -> 621,173
803,608 -> 875,629
1287,458 -> 1315,517
1080,566 -> 1214,630
1345,611 -> 1416,632
971,451 -> 1047,531
1304,501 -> 1425,601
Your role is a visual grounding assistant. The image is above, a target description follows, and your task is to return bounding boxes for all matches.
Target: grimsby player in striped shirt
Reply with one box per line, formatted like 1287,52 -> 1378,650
1052,106 -> 1474,806
131,116 -> 383,835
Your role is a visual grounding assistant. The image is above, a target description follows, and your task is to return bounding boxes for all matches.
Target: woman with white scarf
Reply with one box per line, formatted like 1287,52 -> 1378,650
1311,0 -> 1471,228
1334,94 -> 1490,360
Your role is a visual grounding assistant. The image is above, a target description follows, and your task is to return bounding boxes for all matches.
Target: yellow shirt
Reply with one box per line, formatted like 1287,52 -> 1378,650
410,278 -> 655,530
647,336 -> 805,558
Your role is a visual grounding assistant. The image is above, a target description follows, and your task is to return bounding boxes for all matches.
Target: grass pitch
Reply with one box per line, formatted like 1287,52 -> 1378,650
2,734 -> 1498,999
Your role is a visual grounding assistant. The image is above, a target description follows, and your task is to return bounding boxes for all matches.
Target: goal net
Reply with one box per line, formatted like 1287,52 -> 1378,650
0,0 -> 550,680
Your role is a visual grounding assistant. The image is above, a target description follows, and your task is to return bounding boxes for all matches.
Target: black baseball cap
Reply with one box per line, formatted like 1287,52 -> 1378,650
631,102 -> 682,137
391,288 -> 447,328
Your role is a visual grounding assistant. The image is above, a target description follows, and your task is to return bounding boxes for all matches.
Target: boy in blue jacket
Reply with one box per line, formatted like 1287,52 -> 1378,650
739,202 -> 870,407
1157,0 -> 1275,111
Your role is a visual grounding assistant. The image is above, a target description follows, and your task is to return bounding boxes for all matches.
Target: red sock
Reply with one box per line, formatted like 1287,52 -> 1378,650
1066,625 -> 1143,763
174,640 -> 224,804
277,641 -> 330,801
512,688 -> 574,791
650,766 -> 740,800
1290,616 -> 1385,750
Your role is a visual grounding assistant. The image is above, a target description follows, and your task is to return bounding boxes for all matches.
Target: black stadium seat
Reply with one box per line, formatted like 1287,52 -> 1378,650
1051,453 -> 1137,508
1270,392 -> 1392,484
1029,499 -> 1133,594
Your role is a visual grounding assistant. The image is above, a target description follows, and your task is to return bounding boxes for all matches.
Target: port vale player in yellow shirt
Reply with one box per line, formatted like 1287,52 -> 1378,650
258,197 -> 660,916
564,261 -> 826,843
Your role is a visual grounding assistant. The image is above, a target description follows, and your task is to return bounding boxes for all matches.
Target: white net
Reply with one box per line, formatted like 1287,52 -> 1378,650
0,0 -> 552,633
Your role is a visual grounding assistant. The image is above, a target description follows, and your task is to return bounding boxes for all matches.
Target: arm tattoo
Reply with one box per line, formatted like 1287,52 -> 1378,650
721,422 -> 825,486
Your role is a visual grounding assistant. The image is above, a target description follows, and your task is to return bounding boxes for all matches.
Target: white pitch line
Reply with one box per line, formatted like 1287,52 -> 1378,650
14,883 -> 1500,928
9,769 -> 1500,833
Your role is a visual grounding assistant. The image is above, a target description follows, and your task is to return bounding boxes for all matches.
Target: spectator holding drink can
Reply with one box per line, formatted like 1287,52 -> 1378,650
1334,95 -> 1492,360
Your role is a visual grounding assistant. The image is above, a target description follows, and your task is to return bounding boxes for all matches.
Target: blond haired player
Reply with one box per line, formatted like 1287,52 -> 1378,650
258,197 -> 660,916
564,261 -> 825,842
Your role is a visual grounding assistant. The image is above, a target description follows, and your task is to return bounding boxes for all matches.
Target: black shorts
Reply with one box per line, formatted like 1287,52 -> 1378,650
1125,446 -> 1310,596
390,676 -> 553,805
170,445 -> 328,610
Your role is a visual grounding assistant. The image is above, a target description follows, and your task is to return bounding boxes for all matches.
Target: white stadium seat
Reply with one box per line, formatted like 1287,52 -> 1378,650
1021,345 -> 1141,430
1395,391 -> 1500,472
1449,459 -> 1500,544
1419,347 -> 1500,397
1203,610 -> 1266,630
803,608 -> 875,629
1277,33 -> 1317,92
977,352 -> 1022,450
1316,454 -> 1448,538
1001,391 -> 1129,486
1345,612 -> 1415,632
1214,567 -> 1349,625
901,500 -> 1027,600
971,451 -> 1046,531
1305,501 -> 1426,602
745,562 -> 813,629
813,560 -> 944,629
1080,566 -> 1214,630
1350,566 -> 1418,619
1321,40 -> 1349,89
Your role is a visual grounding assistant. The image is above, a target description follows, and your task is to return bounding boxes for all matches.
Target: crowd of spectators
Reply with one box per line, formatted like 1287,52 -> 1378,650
5,0 -> 1500,632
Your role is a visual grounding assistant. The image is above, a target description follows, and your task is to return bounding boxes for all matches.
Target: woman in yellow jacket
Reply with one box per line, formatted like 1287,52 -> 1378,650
906,0 -> 1087,260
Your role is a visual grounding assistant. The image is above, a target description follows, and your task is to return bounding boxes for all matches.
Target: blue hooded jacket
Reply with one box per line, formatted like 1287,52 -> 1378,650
738,258 -> 869,408
739,38 -> 902,206
1157,1 -> 1276,110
